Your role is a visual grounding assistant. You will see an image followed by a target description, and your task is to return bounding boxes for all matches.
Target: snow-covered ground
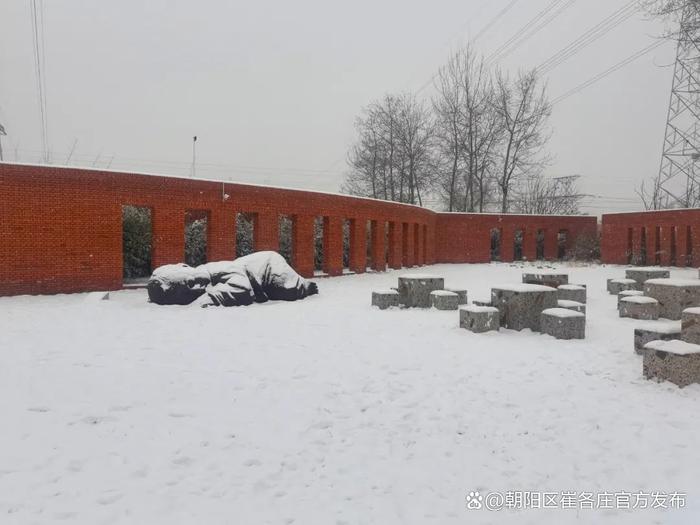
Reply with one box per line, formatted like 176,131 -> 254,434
1,262 -> 699,524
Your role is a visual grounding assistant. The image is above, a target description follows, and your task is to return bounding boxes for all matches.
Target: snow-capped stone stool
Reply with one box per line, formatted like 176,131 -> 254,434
619,296 -> 659,320
617,289 -> 644,310
372,289 -> 400,310
444,287 -> 468,305
459,305 -> 500,333
491,284 -> 558,332
643,340 -> 700,388
557,284 -> 586,303
644,278 -> 700,319
430,290 -> 459,311
634,321 -> 681,355
626,267 -> 670,286
541,308 -> 586,340
398,274 -> 445,308
557,299 -> 586,314
681,307 -> 700,344
522,272 -> 568,288
607,278 -> 639,294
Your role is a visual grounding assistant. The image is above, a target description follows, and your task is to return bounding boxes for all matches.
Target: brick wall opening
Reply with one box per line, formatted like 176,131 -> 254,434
627,228 -> 633,264
422,224 -> 427,263
342,220 -> 351,270
314,216 -> 324,272
366,220 -> 373,270
670,226 -> 677,266
279,215 -> 293,264
640,227 -> 648,265
654,226 -> 661,265
490,228 -> 501,261
536,229 -> 545,260
236,212 -> 256,258
402,223 -> 409,267
557,230 -> 569,260
185,210 -> 209,267
514,229 -> 524,260
687,226 -> 693,266
122,205 -> 152,280
413,224 -> 420,264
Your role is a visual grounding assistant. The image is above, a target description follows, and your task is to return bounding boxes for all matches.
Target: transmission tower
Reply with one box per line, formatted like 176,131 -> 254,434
656,3 -> 700,209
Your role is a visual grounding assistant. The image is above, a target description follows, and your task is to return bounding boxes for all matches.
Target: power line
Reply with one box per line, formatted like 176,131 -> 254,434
415,0 -> 520,94
487,0 -> 577,64
30,0 -> 49,163
536,0 -> 641,75
551,39 -> 666,105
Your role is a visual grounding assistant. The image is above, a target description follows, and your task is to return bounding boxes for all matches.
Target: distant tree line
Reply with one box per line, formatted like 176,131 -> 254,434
343,46 -> 582,215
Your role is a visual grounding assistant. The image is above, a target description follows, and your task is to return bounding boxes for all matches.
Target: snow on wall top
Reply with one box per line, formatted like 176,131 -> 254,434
635,320 -> 681,333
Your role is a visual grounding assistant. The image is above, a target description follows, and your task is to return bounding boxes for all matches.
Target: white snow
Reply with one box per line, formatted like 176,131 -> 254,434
635,319 -> 681,333
627,266 -> 669,272
610,278 -> 637,284
430,290 -> 457,297
645,278 -> 700,287
542,307 -> 585,318
373,289 -> 399,295
619,290 -> 644,297
683,307 -> 700,315
644,339 -> 700,356
492,283 -> 557,292
460,305 -> 498,313
558,284 -> 585,290
557,299 -> 584,308
621,296 -> 659,305
2,262 -> 700,524
399,273 -> 442,280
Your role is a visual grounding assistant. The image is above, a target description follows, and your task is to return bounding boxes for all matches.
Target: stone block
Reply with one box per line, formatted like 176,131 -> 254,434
644,278 -> 700,320
371,290 -> 400,310
522,272 -> 568,288
617,290 -> 644,310
607,278 -> 640,294
541,307 -> 586,340
625,267 -> 670,286
459,305 -> 500,333
472,299 -> 493,307
557,299 -> 586,314
633,321 -> 681,355
557,284 -> 586,303
398,274 -> 445,308
681,307 -> 700,344
431,290 -> 459,310
491,284 -> 558,332
619,296 -> 660,320
444,287 -> 468,305
643,339 -> 700,387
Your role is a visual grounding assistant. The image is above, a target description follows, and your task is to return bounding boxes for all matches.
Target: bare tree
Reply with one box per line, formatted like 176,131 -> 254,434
344,93 -> 435,205
493,69 -> 552,212
395,94 -> 435,206
432,46 -> 501,212
512,174 -> 584,215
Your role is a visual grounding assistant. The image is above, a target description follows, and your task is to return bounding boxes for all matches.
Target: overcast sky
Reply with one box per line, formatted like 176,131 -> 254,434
0,0 -> 679,214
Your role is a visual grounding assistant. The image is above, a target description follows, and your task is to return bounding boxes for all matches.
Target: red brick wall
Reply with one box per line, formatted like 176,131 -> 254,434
1,163 -> 599,296
601,209 -> 700,267
435,213 -> 598,263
